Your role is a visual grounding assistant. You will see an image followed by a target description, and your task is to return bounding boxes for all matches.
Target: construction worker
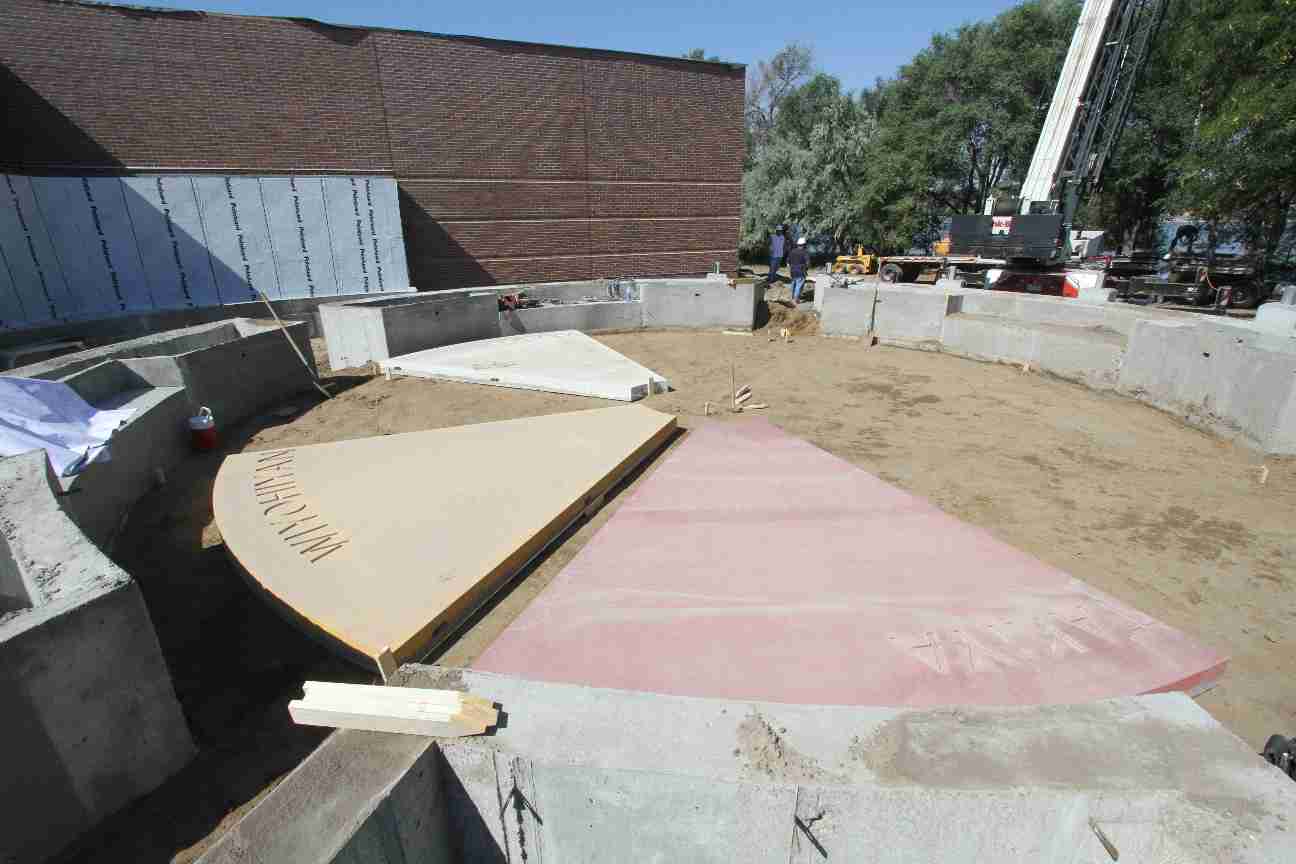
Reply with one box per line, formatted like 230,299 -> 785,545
788,237 -> 810,304
768,225 -> 787,284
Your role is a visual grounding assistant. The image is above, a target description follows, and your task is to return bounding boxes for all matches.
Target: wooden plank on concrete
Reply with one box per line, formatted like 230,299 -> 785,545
290,681 -> 498,737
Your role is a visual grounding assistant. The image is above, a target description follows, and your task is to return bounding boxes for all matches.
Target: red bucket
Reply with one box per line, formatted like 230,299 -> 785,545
189,406 -> 217,451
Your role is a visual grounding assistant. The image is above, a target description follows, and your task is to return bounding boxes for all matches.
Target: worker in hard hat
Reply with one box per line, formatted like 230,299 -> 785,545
788,236 -> 810,305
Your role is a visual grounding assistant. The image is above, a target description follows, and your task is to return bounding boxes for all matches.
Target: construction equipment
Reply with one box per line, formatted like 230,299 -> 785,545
830,246 -> 875,276
831,239 -> 999,285
949,0 -> 1170,297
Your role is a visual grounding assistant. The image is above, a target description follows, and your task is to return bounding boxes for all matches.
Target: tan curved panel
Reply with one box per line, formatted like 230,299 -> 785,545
213,404 -> 675,667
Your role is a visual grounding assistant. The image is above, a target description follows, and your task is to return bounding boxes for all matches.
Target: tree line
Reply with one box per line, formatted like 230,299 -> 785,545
729,0 -> 1295,271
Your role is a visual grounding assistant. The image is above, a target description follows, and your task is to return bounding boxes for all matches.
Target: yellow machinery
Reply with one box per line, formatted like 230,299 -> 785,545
830,246 -> 875,275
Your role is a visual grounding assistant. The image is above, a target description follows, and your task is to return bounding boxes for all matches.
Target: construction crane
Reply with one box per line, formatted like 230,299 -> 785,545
948,0 -> 1170,296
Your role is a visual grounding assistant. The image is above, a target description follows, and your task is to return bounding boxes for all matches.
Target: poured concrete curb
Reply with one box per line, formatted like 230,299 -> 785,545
318,290 -> 495,370
13,317 -> 319,424
817,281 -> 1296,454
319,278 -> 763,370
2,317 -> 328,862
198,666 -> 1296,863
0,452 -> 195,864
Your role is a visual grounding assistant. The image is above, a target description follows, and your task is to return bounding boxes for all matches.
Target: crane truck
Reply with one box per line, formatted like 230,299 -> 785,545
946,0 -> 1170,298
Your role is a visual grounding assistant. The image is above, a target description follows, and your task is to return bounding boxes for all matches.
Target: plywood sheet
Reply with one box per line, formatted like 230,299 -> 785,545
476,417 -> 1228,707
381,330 -> 670,401
213,405 -> 675,667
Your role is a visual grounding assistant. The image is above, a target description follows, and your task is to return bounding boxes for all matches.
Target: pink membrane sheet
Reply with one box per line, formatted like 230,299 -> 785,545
476,418 -> 1226,706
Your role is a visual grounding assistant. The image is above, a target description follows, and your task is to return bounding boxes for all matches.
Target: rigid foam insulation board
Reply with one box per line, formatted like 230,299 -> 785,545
477,416 -> 1227,707
212,405 -> 676,668
380,330 -> 670,402
0,174 -> 410,330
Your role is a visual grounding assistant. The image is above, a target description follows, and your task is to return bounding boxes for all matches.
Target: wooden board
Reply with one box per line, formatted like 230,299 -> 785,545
214,405 -> 675,668
289,681 -> 498,737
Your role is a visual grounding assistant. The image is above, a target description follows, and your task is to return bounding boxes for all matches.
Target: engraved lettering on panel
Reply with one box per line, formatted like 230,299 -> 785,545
249,450 -> 349,563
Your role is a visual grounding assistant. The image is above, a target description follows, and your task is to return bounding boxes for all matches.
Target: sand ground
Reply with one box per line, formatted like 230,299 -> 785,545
57,313 -> 1295,862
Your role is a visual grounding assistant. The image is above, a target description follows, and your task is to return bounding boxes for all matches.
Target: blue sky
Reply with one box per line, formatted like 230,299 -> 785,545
140,0 -> 1024,94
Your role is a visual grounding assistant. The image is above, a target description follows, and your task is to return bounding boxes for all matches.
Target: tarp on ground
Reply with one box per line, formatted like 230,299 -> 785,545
0,376 -> 134,476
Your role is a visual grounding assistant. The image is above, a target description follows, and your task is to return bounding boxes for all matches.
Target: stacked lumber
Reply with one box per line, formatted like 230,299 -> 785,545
289,681 -> 497,737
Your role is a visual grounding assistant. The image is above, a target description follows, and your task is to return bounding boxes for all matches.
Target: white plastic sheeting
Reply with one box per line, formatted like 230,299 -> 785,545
0,174 -> 409,330
0,376 -> 134,476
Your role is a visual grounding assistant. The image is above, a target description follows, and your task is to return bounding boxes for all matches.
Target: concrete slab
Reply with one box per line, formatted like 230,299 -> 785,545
213,405 -> 676,668
380,330 -> 669,402
198,667 -> 1296,864
477,417 -> 1227,706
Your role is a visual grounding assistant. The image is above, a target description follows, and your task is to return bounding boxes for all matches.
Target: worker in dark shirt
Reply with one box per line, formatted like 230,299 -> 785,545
768,225 -> 787,284
787,236 -> 810,304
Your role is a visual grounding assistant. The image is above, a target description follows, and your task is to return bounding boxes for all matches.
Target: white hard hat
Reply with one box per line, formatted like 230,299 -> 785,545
797,237 -> 806,245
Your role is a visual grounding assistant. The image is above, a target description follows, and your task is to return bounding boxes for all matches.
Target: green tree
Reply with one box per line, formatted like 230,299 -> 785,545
682,48 -> 722,62
774,73 -> 844,147
745,42 -> 814,152
741,80 -> 877,256
862,0 -> 1080,249
1166,0 -> 1296,264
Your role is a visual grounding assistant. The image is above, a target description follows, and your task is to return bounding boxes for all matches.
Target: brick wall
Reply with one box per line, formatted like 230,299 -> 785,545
1,0 -> 743,289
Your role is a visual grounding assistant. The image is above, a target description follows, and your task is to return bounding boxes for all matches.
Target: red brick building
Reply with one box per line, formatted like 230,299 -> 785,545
0,0 -> 744,289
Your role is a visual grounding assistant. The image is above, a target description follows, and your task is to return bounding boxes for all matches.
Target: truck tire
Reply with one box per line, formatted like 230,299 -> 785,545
879,263 -> 903,283
1228,282 -> 1261,309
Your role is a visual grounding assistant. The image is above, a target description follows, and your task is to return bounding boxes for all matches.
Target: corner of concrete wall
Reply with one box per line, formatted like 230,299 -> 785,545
0,453 -> 193,864
175,321 -> 317,423
196,729 -> 452,864
382,292 -> 501,357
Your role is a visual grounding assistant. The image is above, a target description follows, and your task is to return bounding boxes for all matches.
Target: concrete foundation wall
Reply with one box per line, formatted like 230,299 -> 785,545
0,314 -> 336,861
941,314 -> 1125,390
198,667 -> 1296,864
0,452 -> 194,864
639,278 -> 760,329
320,291 -> 499,370
814,282 -> 1296,453
500,301 -> 644,336
0,291 -> 396,354
1117,318 -> 1296,452
13,318 -> 318,426
817,283 -> 878,337
55,363 -> 192,548
875,286 -> 961,347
